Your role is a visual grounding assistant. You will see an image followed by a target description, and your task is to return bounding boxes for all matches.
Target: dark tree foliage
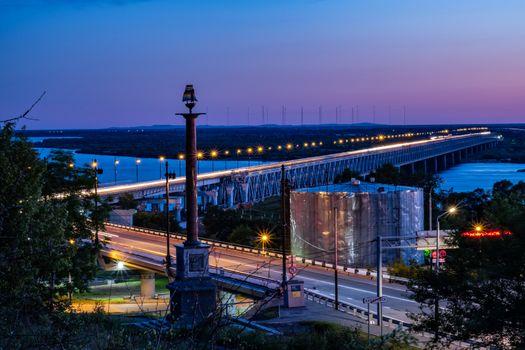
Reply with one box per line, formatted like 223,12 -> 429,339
202,206 -> 277,246
334,168 -> 361,184
118,192 -> 138,209
409,181 -> 525,349
0,123 -> 109,348
133,211 -> 182,233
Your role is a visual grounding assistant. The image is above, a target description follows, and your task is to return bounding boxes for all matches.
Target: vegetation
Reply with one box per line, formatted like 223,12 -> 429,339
118,192 -> 139,209
0,122 -> 110,348
133,211 -> 183,233
202,201 -> 279,248
408,180 -> 525,349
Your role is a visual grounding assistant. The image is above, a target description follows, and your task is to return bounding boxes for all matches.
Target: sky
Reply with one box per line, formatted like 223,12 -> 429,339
1,0 -> 524,129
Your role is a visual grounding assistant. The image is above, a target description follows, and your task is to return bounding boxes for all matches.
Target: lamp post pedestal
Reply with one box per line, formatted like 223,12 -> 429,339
168,243 -> 216,324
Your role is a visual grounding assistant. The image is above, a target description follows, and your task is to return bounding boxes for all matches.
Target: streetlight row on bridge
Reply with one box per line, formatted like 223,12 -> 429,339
151,127 -> 488,161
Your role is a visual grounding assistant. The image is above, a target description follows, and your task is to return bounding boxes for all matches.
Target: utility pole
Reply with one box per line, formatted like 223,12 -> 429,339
334,207 -> 339,309
376,236 -> 383,337
280,165 -> 288,292
165,161 -> 176,270
300,106 -> 304,126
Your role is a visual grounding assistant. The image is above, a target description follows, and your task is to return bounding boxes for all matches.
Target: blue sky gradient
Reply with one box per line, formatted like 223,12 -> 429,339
1,0 -> 524,128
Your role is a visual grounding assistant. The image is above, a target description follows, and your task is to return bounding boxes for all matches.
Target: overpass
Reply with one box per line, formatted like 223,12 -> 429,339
96,132 -> 498,207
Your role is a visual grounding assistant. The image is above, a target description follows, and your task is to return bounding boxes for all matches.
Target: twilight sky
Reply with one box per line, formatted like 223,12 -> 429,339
1,0 -> 524,129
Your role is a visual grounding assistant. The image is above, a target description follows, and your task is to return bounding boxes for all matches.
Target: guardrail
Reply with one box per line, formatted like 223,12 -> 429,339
303,288 -> 412,329
104,222 -> 409,284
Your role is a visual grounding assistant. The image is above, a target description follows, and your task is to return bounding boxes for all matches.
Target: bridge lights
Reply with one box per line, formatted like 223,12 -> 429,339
113,158 -> 120,184
210,150 -> 218,171
116,261 -> 125,270
286,143 -> 293,150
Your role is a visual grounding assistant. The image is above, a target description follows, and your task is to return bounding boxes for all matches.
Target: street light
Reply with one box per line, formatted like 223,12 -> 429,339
434,205 -> 458,341
135,159 -> 141,182
178,153 -> 184,175
236,149 -> 241,168
164,161 -> 176,270
247,147 -> 253,166
197,151 -> 204,174
91,159 -> 103,246
113,158 -> 119,184
159,156 -> 165,179
259,231 -> 270,254
210,150 -> 218,171
224,150 -> 230,170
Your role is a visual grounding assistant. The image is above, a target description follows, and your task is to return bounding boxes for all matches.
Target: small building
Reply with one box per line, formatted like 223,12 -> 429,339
290,181 -> 423,268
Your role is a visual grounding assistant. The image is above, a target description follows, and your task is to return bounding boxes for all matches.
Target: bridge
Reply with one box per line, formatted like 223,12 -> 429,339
97,132 -> 498,207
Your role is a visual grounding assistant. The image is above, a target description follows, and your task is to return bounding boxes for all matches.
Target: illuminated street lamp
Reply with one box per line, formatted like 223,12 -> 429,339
178,153 -> 184,175
159,156 -> 166,179
236,149 -> 241,168
210,150 -> 218,171
434,205 -> 458,341
247,147 -> 253,166
113,157 -> 120,184
224,150 -> 230,170
91,159 -> 103,246
258,230 -> 271,254
135,159 -> 141,182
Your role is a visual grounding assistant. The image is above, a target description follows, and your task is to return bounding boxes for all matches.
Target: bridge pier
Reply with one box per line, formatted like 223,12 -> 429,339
174,197 -> 182,222
434,157 -> 438,173
226,186 -> 234,208
140,272 -> 156,298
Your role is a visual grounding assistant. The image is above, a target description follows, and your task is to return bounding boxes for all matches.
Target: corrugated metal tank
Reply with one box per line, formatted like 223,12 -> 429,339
290,182 -> 423,268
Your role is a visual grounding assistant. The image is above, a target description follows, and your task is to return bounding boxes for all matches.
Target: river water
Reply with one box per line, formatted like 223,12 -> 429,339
440,163 -> 525,192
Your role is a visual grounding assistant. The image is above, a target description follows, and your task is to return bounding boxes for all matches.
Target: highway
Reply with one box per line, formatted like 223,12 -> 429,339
102,226 -> 417,323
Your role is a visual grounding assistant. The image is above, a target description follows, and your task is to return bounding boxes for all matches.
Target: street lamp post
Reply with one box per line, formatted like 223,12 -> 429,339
113,157 -> 119,184
91,159 -> 103,246
210,150 -> 218,171
434,206 -> 457,341
178,154 -> 184,176
135,159 -> 141,182
165,161 -> 176,270
159,156 -> 165,179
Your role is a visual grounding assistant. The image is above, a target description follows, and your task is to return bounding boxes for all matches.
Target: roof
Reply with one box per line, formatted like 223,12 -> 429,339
294,181 -> 419,194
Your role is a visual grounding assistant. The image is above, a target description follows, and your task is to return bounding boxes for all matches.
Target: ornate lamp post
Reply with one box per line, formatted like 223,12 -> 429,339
168,84 -> 216,324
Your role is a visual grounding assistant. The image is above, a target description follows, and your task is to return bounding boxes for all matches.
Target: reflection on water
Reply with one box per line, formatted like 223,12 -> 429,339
440,163 -> 525,192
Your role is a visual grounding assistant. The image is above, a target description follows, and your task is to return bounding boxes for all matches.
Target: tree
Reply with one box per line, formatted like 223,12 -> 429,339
334,168 -> 360,184
133,211 -> 182,233
118,192 -> 138,209
0,123 -> 108,347
408,181 -> 525,349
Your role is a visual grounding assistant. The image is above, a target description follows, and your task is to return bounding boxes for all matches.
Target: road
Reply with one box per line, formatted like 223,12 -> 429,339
102,226 -> 417,323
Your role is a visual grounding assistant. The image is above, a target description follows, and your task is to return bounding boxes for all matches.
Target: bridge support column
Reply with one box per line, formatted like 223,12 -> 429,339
241,183 -> 249,203
443,154 -> 447,169
451,152 -> 455,166
174,197 -> 182,222
410,163 -> 415,174
423,159 -> 428,174
434,157 -> 438,172
226,186 -> 234,208
140,272 -> 155,298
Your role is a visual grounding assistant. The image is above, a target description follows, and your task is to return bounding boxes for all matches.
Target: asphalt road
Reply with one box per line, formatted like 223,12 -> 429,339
102,226 -> 417,322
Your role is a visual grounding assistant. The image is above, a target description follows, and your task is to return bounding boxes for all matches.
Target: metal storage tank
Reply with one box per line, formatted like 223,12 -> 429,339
290,181 -> 423,268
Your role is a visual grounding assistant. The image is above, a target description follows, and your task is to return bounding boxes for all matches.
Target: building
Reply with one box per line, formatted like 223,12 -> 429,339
290,180 -> 423,268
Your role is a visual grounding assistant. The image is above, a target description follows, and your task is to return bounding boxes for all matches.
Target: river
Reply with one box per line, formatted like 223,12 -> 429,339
440,162 -> 525,192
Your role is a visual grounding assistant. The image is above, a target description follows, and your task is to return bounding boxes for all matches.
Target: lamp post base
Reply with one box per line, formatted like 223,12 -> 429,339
167,243 -> 216,325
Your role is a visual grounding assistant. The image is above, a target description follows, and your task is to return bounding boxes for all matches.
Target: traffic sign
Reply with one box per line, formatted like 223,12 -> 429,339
288,266 -> 298,275
362,296 -> 386,304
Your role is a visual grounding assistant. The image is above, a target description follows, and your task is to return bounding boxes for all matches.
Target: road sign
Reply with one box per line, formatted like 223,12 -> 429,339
288,266 -> 298,275
362,296 -> 386,304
